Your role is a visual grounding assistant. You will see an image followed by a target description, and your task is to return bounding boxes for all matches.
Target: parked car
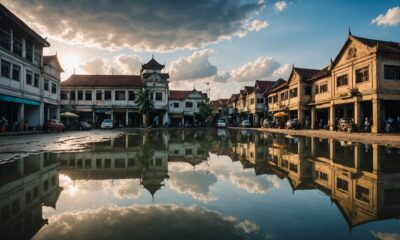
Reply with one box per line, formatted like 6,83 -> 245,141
285,118 -> 301,129
45,119 -> 65,133
78,121 -> 92,130
241,120 -> 251,128
217,119 -> 226,128
101,119 -> 113,129
338,118 -> 355,133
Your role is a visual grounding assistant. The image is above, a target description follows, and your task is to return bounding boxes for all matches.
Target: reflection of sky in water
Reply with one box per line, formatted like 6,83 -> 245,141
3,129 -> 400,240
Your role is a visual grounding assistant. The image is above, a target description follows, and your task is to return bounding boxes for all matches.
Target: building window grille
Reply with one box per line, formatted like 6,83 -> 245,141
336,74 -> 348,87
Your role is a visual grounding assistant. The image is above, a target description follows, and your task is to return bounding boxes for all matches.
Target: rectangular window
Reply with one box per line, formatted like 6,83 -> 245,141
257,98 -> 264,104
185,102 -> 193,108
304,86 -> 311,95
71,91 -> 76,100
25,41 -> 33,62
320,83 -> 328,93
336,74 -> 348,87
34,46 -> 41,65
26,70 -> 32,85
96,91 -> 102,100
356,67 -> 369,83
314,84 -> 319,94
384,65 -> 400,81
33,73 -> 39,87
12,65 -> 20,81
289,88 -> 298,98
61,91 -> 68,100
268,97 -> 272,103
355,185 -> 370,203
128,91 -> 135,101
173,102 -> 179,108
320,172 -> 328,181
289,163 -> 298,173
44,80 -> 49,91
51,83 -> 57,94
25,192 -> 32,205
12,36 -> 22,56
0,24 -> 11,51
85,90 -> 92,100
280,92 -> 285,101
115,91 -> 126,100
1,59 -> 10,78
105,91 -> 112,100
155,92 -> 162,101
337,178 -> 348,191
250,98 -> 254,105
273,95 -> 278,103
11,199 -> 20,215
77,90 -> 83,100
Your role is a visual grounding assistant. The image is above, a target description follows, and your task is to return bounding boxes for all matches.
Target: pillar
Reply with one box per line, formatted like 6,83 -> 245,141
56,105 -> 60,120
311,107 -> 316,129
125,110 -> 129,127
372,144 -> 380,174
18,103 -> 25,130
310,137 -> 316,157
39,102 -> 44,129
329,139 -> 335,161
163,111 -> 168,127
354,101 -> 361,129
298,108 -> 304,125
329,105 -> 335,131
92,109 -> 96,125
372,99 -> 381,133
254,114 -> 259,127
47,107 -> 50,121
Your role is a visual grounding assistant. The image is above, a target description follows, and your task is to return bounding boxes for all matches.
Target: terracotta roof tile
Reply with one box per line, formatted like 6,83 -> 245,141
352,35 -> 400,55
61,75 -> 143,87
169,90 -> 207,100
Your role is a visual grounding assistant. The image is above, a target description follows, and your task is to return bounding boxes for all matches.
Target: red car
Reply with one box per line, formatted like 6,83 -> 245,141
45,119 -> 65,133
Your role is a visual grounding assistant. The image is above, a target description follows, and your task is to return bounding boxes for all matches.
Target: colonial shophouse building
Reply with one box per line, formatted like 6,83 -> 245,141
0,4 -> 62,131
60,58 -> 170,127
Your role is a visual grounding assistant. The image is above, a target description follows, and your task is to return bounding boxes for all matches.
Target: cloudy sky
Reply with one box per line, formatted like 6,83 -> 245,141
2,0 -> 400,99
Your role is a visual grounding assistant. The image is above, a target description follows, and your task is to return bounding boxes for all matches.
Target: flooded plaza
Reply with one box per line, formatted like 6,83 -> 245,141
1,129 -> 400,240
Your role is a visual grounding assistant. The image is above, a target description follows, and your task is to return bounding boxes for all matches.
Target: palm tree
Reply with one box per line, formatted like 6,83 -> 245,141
136,88 -> 154,127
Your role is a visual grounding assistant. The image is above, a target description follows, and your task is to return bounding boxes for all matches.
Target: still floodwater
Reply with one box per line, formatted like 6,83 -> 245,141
1,129 -> 400,240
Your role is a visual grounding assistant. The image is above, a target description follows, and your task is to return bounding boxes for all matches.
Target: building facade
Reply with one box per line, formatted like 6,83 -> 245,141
0,4 -> 62,131
60,57 -> 169,127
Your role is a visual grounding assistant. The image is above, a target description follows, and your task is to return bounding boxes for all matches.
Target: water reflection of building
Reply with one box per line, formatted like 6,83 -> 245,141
233,132 -> 400,228
0,153 -> 62,239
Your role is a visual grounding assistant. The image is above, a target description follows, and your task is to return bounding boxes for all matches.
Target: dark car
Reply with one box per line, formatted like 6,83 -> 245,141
338,118 -> 356,133
45,119 -> 65,133
285,118 -> 301,129
77,121 -> 92,130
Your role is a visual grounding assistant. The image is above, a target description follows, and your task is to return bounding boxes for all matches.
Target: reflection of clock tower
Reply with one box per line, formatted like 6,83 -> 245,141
141,56 -> 170,126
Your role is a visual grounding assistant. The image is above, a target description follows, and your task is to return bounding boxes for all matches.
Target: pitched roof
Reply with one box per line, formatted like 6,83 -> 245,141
43,55 -> 64,72
61,75 -> 143,87
255,80 -> 276,91
244,86 -> 255,94
211,99 -> 228,108
267,79 -> 288,94
311,65 -> 331,81
294,67 -> 320,80
352,35 -> 400,55
0,4 -> 49,46
169,90 -> 207,100
142,57 -> 165,69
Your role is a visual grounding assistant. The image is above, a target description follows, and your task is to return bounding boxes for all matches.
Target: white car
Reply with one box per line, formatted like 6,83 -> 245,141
241,120 -> 251,128
101,119 -> 113,129
217,119 -> 226,128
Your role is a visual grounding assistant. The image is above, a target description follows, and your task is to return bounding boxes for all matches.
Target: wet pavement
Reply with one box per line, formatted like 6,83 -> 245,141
0,129 -> 400,239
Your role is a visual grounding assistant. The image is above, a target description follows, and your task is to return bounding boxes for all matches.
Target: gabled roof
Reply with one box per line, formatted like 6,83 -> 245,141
211,99 -> 228,108
43,55 -> 64,72
267,79 -> 288,94
169,89 -> 207,100
311,65 -> 331,81
255,80 -> 276,92
285,66 -> 320,86
243,86 -> 255,94
332,33 -> 400,68
61,75 -> 143,87
0,4 -> 49,47
142,57 -> 165,70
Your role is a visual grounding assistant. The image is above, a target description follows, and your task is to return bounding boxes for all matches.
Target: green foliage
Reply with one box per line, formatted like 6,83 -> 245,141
136,88 -> 154,127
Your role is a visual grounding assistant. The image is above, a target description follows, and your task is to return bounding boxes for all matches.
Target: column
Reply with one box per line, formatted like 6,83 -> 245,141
163,111 -> 169,126
39,102 -> 44,129
372,144 -> 380,174
92,109 -> 96,125
254,114 -> 259,127
310,137 -> 316,157
354,101 -> 361,129
125,110 -> 129,127
56,105 -> 60,120
298,108 -> 304,126
372,99 -> 381,133
311,107 -> 316,129
329,105 -> 335,131
18,103 -> 25,130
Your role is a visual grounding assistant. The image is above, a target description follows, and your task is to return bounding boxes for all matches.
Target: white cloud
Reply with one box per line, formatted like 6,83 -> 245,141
170,49 -> 218,80
78,58 -> 117,74
115,55 -> 142,74
372,7 -> 400,26
274,1 -> 287,12
231,56 -> 281,82
2,0 -> 265,52
237,220 -> 260,233
248,19 -> 269,32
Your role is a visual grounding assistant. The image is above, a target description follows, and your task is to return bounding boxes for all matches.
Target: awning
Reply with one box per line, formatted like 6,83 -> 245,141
95,108 -> 111,113
274,112 -> 288,117
76,108 -> 92,112
0,94 -> 40,106
60,112 -> 79,118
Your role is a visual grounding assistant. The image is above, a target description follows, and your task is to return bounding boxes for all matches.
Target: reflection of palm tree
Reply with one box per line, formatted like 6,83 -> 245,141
136,88 -> 154,127
137,132 -> 154,172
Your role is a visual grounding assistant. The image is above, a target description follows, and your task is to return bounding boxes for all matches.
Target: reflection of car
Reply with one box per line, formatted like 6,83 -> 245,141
78,121 -> 92,130
285,118 -> 300,129
45,119 -> 65,133
217,119 -> 226,128
241,120 -> 251,128
339,118 -> 355,133
262,119 -> 272,128
101,119 -> 113,129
